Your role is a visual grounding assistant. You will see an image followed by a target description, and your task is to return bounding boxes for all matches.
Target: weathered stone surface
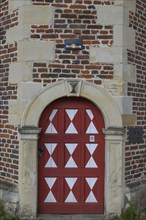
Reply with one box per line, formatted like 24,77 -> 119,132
97,6 -> 128,25
6,25 -> 30,44
9,62 -> 32,83
114,64 -> 136,83
125,181 -> 146,211
122,114 -> 137,126
0,180 -> 19,216
8,0 -> 31,12
114,25 -> 135,51
18,82 -> 42,100
19,5 -> 54,25
115,0 -> 136,11
113,96 -> 133,114
18,40 -> 55,62
90,46 -> 125,63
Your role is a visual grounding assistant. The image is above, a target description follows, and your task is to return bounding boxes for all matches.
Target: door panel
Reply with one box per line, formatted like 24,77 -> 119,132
38,97 -> 105,214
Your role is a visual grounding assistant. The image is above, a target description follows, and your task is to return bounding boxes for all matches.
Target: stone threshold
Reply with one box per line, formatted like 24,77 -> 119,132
37,214 -> 106,220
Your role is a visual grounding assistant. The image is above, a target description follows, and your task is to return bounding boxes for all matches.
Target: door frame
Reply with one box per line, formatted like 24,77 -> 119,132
18,79 -> 125,218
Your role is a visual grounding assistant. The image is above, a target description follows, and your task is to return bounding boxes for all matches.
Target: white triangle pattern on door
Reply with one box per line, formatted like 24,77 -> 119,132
85,144 -> 98,168
86,157 -> 97,168
65,109 -> 78,134
85,178 -> 98,203
44,177 -> 57,203
65,178 -> 77,203
65,143 -> 78,168
85,191 -> 97,203
45,109 -> 58,134
86,109 -> 98,134
45,143 -> 57,168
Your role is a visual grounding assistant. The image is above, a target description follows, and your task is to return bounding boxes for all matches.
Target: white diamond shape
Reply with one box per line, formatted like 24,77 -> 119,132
45,177 -> 56,189
86,121 -> 98,134
44,191 -> 57,203
65,144 -> 78,168
65,178 -> 77,189
85,191 -> 97,203
86,178 -> 97,190
45,123 -> 58,134
65,143 -> 77,155
65,122 -> 78,134
45,143 -> 57,168
44,178 -> 57,202
45,143 -> 57,155
85,157 -> 98,168
65,157 -> 77,168
66,109 -> 78,121
65,191 -> 77,203
86,144 -> 97,155
45,157 -> 57,168
86,109 -> 94,120
45,109 -> 58,134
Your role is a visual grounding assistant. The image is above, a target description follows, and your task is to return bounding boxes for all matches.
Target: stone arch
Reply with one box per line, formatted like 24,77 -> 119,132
18,80 -> 124,218
21,80 -> 122,128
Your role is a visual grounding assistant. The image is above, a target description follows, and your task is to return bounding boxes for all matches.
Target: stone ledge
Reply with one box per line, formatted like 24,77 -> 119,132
18,126 -> 41,140
103,127 -> 125,136
18,126 -> 41,135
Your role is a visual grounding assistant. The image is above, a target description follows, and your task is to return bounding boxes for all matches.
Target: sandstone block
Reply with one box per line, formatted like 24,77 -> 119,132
17,40 -> 55,62
8,0 -> 31,12
6,25 -> 30,44
18,5 -> 54,25
18,82 -> 42,100
113,96 -> 133,114
9,62 -> 32,83
90,45 -> 125,63
114,25 -> 136,51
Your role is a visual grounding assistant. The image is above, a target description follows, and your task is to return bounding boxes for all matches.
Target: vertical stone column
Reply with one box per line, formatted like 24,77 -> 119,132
90,1 -> 136,126
103,127 -> 125,217
6,1 -> 55,126
18,126 -> 41,218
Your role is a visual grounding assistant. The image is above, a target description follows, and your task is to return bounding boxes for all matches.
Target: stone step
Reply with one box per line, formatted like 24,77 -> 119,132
38,214 -> 107,220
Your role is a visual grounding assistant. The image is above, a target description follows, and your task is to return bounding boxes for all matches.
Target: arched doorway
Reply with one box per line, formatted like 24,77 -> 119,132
38,97 -> 105,214
18,80 -> 124,218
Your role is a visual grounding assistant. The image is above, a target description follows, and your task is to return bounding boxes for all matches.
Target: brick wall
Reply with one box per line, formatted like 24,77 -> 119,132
31,0 -> 114,86
125,0 -> 146,183
0,0 -> 19,183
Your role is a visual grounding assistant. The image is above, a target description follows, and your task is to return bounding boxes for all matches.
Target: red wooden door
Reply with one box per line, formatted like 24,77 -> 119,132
38,97 -> 105,214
